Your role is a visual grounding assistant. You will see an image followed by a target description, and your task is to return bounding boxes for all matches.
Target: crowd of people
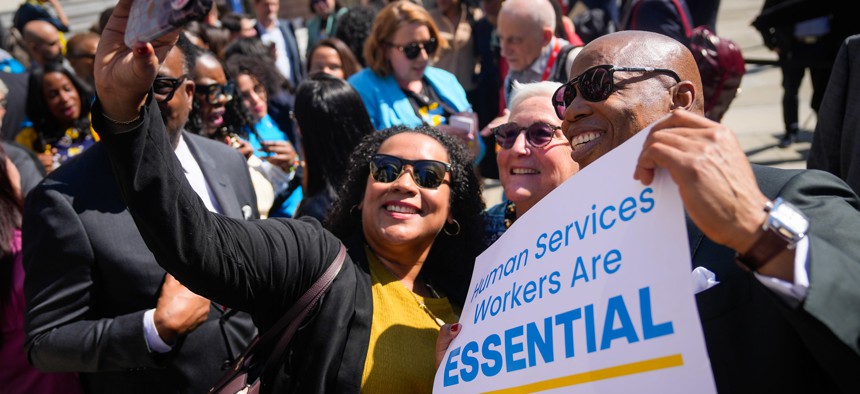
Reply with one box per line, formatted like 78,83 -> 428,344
0,0 -> 859,392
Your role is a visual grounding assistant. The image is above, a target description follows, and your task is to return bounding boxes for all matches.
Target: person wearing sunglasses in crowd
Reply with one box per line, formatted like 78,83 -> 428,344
89,1 -> 486,391
22,32 -> 259,393
534,30 -> 860,391
484,81 -> 578,245
186,44 -> 276,218
349,1 -> 484,162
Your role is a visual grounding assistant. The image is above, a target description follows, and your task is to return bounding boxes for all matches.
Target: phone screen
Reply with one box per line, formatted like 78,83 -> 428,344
125,0 -> 213,47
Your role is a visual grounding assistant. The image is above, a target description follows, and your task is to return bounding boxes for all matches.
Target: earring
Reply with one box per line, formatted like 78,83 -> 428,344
443,219 -> 460,236
350,204 -> 361,217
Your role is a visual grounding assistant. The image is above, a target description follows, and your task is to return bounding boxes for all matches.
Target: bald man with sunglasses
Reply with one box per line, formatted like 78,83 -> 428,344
554,30 -> 860,392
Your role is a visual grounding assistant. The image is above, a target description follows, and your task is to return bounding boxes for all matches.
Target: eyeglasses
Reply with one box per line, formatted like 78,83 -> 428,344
369,153 -> 451,189
195,82 -> 235,104
551,65 -> 681,119
493,122 -> 561,149
0,97 -> 6,108
153,74 -> 188,103
386,38 -> 438,60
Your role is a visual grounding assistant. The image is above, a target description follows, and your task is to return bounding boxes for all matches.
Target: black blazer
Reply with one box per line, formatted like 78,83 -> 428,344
689,164 -> 860,393
808,34 -> 860,196
23,133 -> 259,393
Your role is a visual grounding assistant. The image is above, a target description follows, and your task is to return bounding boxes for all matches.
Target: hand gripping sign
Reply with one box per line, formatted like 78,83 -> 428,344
434,125 -> 716,394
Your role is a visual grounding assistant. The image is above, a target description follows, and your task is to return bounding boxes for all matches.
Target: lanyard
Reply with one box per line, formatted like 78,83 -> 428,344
541,39 -> 561,81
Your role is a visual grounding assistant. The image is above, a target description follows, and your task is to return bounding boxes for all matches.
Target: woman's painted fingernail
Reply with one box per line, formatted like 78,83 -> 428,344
451,323 -> 461,333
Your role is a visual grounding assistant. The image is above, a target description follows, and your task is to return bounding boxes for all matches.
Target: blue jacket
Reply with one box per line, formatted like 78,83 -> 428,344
348,67 -> 472,131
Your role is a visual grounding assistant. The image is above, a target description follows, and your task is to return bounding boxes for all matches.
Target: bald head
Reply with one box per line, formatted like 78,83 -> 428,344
499,0 -> 556,31
23,20 -> 63,66
561,31 -> 705,168
574,31 -> 704,114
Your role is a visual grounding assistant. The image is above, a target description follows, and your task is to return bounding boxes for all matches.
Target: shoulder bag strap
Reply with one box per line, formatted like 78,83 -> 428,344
231,243 -> 347,369
266,243 -> 346,356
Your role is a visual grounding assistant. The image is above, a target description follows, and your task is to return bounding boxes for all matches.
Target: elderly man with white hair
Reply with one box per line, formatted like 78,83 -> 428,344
497,0 -> 582,104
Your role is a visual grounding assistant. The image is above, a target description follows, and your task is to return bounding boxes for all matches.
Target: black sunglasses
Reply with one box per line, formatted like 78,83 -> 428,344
493,122 -> 562,149
153,74 -> 188,103
195,82 -> 235,104
551,65 -> 681,119
369,153 -> 451,189
386,38 -> 438,60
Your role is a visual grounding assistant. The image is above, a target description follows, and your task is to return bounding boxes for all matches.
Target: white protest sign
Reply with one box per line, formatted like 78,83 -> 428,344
434,125 -> 716,393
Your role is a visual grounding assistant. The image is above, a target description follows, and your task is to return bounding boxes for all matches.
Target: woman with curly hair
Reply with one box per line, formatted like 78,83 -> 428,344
96,29 -> 487,387
16,61 -> 96,172
187,46 -> 277,218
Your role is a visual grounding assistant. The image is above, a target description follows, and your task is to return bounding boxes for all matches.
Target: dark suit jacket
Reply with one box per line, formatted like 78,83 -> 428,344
690,164 -> 860,393
255,19 -> 304,88
807,35 -> 860,196
23,132 -> 258,394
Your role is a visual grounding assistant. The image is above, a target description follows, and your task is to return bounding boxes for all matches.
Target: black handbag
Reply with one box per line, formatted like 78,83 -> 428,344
209,244 -> 347,394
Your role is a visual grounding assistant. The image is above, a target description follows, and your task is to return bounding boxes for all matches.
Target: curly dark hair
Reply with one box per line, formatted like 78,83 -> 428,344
24,62 -> 93,151
327,126 -> 486,307
332,5 -> 376,67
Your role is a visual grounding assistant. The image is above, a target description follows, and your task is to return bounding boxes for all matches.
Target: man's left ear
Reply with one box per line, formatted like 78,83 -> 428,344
670,81 -> 695,111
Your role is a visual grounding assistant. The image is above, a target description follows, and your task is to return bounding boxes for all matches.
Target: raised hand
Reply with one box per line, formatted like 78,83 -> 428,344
94,0 -> 180,122
153,274 -> 211,344
633,109 -> 768,255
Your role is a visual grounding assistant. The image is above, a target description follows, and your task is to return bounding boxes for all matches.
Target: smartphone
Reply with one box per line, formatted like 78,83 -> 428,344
449,114 -> 476,141
125,0 -> 213,47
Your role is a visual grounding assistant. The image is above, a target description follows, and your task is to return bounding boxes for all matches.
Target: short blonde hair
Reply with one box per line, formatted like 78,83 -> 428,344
363,1 -> 448,76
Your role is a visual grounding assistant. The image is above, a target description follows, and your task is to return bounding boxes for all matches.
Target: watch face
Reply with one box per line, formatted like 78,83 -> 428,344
769,198 -> 809,242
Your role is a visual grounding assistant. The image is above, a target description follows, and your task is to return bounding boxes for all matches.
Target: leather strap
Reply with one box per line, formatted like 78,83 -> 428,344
264,244 -> 347,368
223,243 -> 347,381
737,228 -> 787,271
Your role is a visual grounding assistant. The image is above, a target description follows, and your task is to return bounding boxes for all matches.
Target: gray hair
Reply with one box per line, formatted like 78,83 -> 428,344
500,0 -> 556,32
509,80 -> 562,112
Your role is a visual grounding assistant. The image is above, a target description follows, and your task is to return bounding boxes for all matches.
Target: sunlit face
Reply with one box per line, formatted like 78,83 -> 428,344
361,133 -> 452,255
68,36 -> 99,86
42,71 -> 81,125
311,0 -> 335,16
309,46 -> 345,79
254,0 -> 279,25
240,17 -> 257,37
236,73 -> 267,122
561,43 -> 673,168
497,12 -> 546,71
193,55 -> 229,136
385,22 -> 432,88
498,96 -> 578,213
157,48 -> 194,141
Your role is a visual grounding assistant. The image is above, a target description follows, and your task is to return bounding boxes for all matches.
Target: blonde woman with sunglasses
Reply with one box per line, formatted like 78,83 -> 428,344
349,2 -> 484,162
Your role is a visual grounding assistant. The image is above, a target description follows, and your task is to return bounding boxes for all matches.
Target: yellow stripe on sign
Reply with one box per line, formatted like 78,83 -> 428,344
483,354 -> 684,394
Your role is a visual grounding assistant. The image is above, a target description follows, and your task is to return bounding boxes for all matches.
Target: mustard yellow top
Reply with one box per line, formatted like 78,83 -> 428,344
361,248 -> 459,394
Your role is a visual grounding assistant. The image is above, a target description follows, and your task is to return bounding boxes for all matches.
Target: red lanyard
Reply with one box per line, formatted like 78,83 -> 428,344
541,39 -> 561,81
